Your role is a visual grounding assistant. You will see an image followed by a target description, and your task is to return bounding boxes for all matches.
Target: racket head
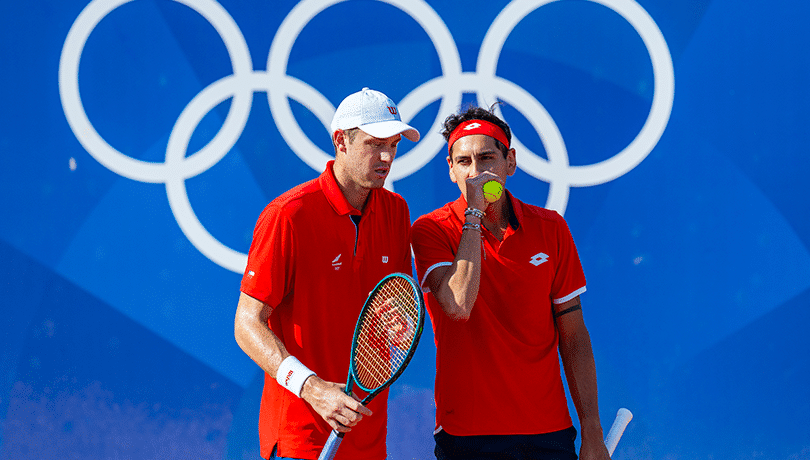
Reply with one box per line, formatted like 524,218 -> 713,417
348,273 -> 425,401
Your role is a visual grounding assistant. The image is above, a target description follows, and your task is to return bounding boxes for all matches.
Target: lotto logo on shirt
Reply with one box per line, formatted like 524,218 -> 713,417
530,252 -> 549,266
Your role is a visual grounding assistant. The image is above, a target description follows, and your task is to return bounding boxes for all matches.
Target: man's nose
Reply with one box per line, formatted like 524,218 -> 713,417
471,161 -> 488,176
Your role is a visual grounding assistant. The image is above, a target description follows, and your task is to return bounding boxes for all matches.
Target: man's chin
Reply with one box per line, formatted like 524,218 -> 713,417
365,176 -> 389,189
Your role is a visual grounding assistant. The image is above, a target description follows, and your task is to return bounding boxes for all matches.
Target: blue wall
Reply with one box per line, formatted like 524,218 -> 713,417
1,0 -> 808,458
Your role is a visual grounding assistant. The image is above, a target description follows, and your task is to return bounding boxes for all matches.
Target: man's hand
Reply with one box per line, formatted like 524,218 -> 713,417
465,171 -> 501,212
300,375 -> 373,432
579,429 -> 612,460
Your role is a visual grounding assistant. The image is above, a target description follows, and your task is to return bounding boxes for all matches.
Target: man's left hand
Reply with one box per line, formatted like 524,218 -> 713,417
579,436 -> 612,460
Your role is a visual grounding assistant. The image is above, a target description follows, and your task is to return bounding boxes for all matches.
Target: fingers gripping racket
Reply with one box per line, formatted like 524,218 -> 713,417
605,407 -> 633,456
318,273 -> 426,460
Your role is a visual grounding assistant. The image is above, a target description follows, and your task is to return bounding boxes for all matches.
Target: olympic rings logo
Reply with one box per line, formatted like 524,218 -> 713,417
59,0 -> 674,274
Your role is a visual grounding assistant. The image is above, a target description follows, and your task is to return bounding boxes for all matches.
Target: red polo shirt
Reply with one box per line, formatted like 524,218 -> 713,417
411,192 -> 586,436
241,161 -> 412,460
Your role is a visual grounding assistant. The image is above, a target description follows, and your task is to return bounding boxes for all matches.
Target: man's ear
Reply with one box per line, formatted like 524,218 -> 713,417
506,148 -> 517,176
447,155 -> 458,184
333,130 -> 347,155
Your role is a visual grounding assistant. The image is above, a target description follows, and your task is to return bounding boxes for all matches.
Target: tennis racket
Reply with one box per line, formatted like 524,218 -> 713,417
317,273 -> 426,460
604,407 -> 633,455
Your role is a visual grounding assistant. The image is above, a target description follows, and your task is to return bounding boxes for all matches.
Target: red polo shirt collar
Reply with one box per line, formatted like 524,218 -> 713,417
318,160 -> 376,217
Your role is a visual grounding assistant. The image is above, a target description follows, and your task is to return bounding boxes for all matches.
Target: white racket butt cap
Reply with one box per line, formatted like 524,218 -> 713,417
604,407 -> 633,455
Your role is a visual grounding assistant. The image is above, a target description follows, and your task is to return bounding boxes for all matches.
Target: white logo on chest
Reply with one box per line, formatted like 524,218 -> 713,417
530,252 -> 549,266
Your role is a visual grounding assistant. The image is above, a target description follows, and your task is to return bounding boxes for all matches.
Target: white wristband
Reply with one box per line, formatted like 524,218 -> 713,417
276,356 -> 316,398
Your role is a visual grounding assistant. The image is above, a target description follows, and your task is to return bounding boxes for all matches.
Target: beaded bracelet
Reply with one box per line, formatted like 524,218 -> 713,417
464,208 -> 485,219
462,222 -> 482,232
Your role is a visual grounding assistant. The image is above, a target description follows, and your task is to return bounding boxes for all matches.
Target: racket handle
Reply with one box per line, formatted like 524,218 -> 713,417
604,407 -> 633,455
317,430 -> 345,460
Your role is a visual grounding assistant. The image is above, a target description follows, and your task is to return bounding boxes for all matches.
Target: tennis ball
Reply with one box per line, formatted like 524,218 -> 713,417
482,180 -> 503,203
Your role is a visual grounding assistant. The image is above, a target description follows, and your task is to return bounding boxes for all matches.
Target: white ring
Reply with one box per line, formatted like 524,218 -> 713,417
59,0 -> 254,184
265,0 -> 464,179
477,0 -> 674,213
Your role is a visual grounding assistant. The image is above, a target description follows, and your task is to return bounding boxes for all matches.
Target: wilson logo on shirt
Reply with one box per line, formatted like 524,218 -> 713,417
530,252 -> 549,266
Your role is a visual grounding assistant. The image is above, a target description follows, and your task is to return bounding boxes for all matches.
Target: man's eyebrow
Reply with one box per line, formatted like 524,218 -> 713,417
452,148 -> 498,161
367,137 -> 401,144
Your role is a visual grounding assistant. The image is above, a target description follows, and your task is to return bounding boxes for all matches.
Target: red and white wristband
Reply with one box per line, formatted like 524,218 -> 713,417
276,356 -> 316,398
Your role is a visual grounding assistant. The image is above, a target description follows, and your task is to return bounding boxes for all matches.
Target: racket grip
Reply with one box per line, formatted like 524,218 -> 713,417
317,430 -> 345,460
604,407 -> 633,456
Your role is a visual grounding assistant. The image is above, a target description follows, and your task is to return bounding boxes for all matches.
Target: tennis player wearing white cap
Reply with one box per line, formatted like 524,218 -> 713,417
235,88 -> 419,460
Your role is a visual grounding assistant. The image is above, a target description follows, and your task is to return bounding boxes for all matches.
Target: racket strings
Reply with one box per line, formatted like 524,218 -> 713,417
353,277 -> 420,390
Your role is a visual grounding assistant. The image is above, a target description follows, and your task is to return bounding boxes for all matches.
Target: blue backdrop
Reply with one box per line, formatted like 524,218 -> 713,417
2,0 -> 809,458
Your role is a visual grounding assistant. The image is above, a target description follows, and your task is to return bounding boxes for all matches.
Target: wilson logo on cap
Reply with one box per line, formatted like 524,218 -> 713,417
387,106 -> 397,115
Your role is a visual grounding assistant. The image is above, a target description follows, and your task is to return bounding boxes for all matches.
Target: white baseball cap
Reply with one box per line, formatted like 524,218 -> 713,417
330,87 -> 420,142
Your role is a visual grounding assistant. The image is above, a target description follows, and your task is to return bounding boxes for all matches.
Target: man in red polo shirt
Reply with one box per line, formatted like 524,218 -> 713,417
411,105 -> 610,460
234,88 -> 419,460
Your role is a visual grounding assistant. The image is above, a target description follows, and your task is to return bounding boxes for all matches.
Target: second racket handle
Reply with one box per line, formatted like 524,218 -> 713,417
317,430 -> 345,460
604,407 -> 633,455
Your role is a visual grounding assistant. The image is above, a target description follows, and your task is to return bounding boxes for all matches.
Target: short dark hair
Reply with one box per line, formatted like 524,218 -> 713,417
331,127 -> 361,153
441,103 -> 512,158
343,127 -> 361,143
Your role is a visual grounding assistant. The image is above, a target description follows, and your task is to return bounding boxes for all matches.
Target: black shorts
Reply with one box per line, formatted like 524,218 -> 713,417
434,426 -> 578,460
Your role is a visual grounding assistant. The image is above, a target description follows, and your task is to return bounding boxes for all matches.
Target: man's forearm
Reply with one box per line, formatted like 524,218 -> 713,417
234,292 -> 288,377
429,217 -> 483,321
558,316 -> 603,440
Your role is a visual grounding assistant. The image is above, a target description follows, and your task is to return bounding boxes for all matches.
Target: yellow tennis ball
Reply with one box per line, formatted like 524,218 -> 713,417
482,180 -> 503,203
